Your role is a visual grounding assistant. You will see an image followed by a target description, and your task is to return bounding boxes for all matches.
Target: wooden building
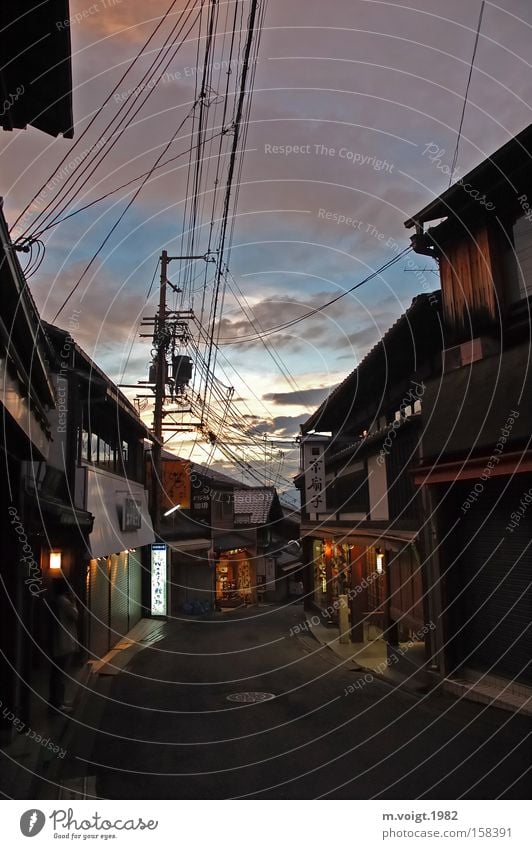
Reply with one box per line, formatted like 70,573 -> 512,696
405,124 -> 532,693
297,293 -> 443,670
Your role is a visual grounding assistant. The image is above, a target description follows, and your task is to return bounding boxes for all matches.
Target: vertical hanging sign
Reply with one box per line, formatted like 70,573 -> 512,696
151,543 -> 167,615
303,439 -> 327,515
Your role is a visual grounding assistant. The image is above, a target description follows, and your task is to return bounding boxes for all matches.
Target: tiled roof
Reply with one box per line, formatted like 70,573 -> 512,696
234,487 -> 275,524
404,123 -> 532,228
301,292 -> 441,434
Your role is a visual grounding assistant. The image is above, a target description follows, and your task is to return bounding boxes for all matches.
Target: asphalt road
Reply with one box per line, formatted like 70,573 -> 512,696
64,605 -> 530,799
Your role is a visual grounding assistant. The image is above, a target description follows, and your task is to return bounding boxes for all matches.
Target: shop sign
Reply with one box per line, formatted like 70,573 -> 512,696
151,543 -> 167,615
303,442 -> 327,513
121,497 -> 142,531
191,478 -> 211,524
162,459 -> 191,510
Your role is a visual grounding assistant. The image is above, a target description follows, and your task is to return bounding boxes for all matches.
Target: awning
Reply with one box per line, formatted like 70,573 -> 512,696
169,538 -> 211,553
280,556 -> 303,573
414,451 -> 532,485
301,524 -> 416,552
85,467 -> 155,558
335,533 -> 414,553
27,492 -> 93,530
213,531 -> 256,552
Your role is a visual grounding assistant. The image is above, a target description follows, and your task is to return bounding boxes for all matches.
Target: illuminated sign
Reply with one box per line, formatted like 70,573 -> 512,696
151,544 -> 167,616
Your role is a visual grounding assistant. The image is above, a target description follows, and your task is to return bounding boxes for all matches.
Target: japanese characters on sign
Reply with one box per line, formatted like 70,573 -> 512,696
121,497 -> 142,531
162,460 -> 191,510
303,441 -> 327,514
151,543 -> 167,616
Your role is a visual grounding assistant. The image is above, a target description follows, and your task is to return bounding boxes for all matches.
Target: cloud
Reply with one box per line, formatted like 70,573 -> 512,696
263,386 -> 335,407
5,0 -> 532,487
245,413 -> 308,438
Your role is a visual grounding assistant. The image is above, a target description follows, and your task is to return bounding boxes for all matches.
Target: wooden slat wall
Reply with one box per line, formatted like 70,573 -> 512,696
389,548 -> 424,631
439,224 -> 500,340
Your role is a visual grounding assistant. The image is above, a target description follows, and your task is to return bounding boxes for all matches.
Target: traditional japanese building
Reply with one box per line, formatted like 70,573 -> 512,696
43,323 -> 156,661
0,0 -> 75,743
405,124 -> 532,700
155,453 -> 299,613
297,293 -> 443,672
0,204 -> 58,740
0,1 -> 73,138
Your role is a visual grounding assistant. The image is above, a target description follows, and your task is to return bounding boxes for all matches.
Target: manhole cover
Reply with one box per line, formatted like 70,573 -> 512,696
226,692 -> 276,703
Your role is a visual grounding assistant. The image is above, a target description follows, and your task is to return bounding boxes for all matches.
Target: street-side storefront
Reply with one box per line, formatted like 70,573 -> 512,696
440,477 -> 531,685
170,539 -> 212,615
308,537 -> 385,640
216,547 -> 256,606
82,466 -> 154,658
307,533 -> 425,653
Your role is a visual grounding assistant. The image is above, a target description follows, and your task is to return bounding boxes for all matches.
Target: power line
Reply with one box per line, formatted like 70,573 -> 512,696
25,127 -> 227,241
119,258 -> 160,385
204,0 -> 262,410
217,246 -> 412,344
52,102 -> 199,322
224,266 -> 312,411
21,0 -> 202,243
11,0 -> 185,235
449,0 -> 485,186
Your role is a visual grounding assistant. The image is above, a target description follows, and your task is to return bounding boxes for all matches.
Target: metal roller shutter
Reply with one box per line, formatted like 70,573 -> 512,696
128,550 -> 143,629
110,552 -> 129,646
88,558 -> 110,659
171,550 -> 212,616
447,479 -> 531,684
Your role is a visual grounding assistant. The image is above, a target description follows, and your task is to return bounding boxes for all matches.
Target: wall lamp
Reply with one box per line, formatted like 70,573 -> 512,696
49,550 -> 62,571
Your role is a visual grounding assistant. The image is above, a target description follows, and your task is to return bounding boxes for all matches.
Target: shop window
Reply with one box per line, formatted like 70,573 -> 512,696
98,438 -> 108,466
331,544 -> 351,603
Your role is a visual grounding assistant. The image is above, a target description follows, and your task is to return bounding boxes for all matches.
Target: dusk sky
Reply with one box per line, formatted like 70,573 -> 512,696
2,0 -> 531,490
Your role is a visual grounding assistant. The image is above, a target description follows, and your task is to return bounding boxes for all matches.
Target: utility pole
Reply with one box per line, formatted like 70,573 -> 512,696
149,249 -> 214,535
151,250 -> 169,535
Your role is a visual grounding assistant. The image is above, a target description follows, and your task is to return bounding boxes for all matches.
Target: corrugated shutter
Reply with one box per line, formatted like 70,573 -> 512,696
171,549 -> 211,615
87,558 -> 110,659
446,479 -> 531,684
128,551 -> 143,629
110,553 -> 128,645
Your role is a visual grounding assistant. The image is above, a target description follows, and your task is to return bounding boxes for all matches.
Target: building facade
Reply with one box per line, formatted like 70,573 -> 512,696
156,454 -> 299,613
43,323 -> 156,661
405,125 -> 532,691
298,293 -> 443,671
0,204 -> 59,739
